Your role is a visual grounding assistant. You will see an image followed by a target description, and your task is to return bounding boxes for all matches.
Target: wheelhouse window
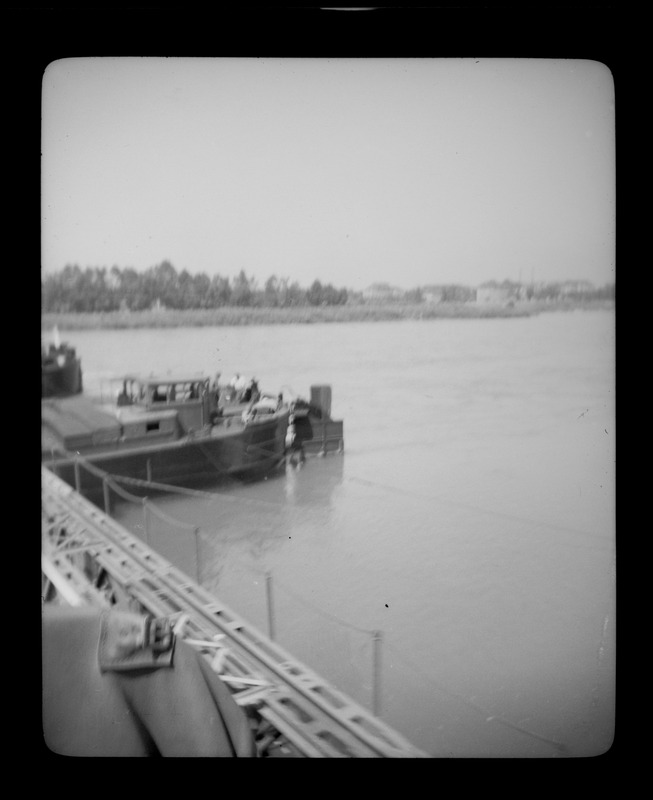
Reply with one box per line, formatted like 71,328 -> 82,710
152,385 -> 167,403
133,378 -> 208,406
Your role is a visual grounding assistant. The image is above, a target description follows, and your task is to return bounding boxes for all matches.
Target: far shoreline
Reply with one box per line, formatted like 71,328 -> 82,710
42,299 -> 614,332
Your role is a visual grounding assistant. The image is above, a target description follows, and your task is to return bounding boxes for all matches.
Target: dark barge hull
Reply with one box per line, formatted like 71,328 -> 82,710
43,412 -> 290,496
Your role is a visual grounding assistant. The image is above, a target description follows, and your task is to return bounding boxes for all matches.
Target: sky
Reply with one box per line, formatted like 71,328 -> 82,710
41,57 -> 615,292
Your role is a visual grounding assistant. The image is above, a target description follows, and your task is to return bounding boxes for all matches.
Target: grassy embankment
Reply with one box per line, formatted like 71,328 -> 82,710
42,299 -> 613,331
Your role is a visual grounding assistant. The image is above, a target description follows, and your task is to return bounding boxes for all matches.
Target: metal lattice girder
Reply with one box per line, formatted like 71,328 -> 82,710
42,466 -> 428,758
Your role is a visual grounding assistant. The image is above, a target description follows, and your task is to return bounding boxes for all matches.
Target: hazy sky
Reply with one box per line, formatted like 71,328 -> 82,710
41,57 -> 615,292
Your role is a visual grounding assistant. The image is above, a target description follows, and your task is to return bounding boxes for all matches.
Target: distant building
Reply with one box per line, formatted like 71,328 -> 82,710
362,283 -> 403,302
475,286 -> 512,305
422,289 -> 443,304
559,280 -> 595,295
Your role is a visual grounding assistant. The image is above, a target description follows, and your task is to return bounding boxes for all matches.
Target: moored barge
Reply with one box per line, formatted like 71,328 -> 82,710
42,372 -> 290,492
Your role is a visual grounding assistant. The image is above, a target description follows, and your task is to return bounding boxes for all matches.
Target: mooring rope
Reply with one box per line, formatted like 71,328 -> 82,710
110,473 -> 233,501
219,555 -> 376,637
60,451 -> 288,509
347,474 -> 612,550
270,575 -> 377,636
195,438 -> 235,478
380,638 -> 570,756
143,498 -> 198,531
103,475 -> 143,504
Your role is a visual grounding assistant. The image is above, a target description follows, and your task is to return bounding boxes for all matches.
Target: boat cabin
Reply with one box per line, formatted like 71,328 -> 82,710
115,374 -> 215,435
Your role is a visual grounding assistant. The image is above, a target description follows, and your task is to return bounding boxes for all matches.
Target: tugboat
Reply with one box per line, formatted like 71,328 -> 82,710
42,328 -> 83,398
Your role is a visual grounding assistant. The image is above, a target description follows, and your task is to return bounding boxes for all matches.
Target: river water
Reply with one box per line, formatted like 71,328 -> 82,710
53,309 -> 615,758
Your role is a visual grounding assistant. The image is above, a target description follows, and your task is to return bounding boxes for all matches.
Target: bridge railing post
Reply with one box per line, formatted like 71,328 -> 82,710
372,629 -> 383,717
102,476 -> 111,516
74,457 -> 81,493
142,497 -> 150,547
194,527 -> 200,584
266,571 -> 276,641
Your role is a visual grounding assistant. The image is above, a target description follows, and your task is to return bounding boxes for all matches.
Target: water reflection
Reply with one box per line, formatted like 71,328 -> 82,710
283,453 -> 344,506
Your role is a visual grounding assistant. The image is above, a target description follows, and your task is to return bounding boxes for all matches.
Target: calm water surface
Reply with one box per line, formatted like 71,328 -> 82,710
58,310 -> 615,757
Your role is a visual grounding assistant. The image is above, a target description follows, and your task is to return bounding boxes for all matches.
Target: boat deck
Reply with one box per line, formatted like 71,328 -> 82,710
41,393 -> 288,458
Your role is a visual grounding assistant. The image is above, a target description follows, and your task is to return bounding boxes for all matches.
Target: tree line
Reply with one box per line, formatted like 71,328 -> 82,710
42,261 -> 349,313
42,261 -> 615,314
